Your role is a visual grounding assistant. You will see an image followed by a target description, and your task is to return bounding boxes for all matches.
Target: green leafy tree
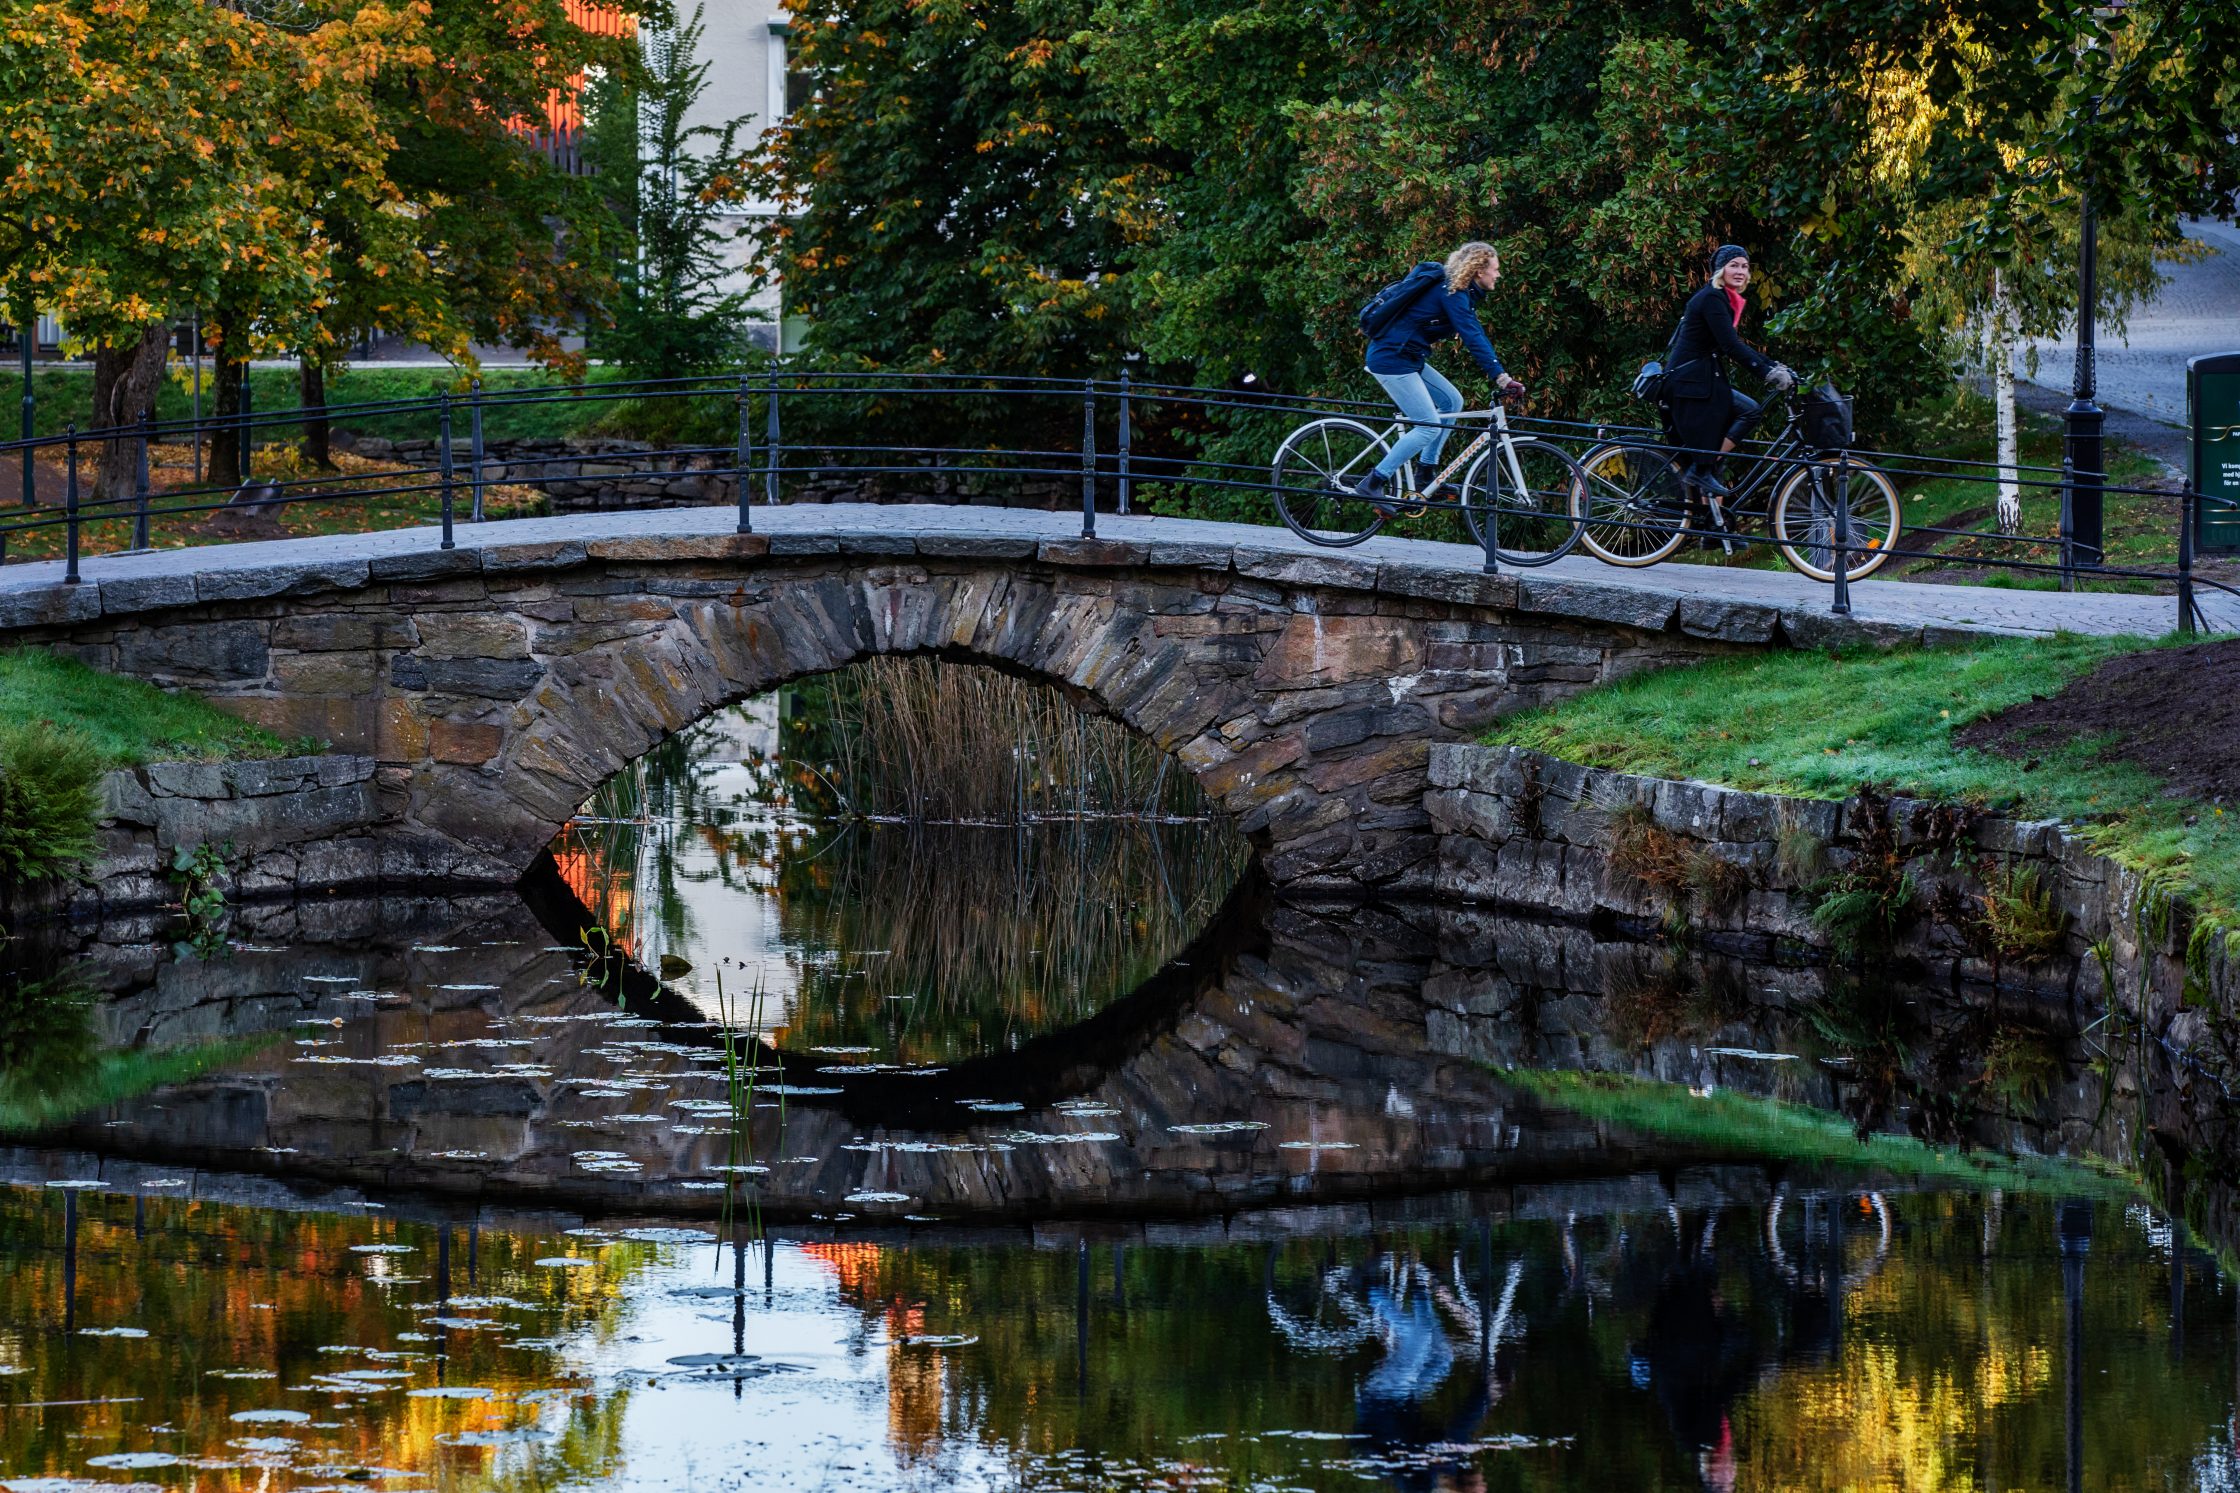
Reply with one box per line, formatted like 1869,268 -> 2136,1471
748,0 -> 1157,377
585,5 -> 760,379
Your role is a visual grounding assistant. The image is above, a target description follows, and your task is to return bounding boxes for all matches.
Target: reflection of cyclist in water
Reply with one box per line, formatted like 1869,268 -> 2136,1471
1631,1228 -> 1754,1493
1619,1195 -> 1894,1493
1268,1245 -> 1523,1493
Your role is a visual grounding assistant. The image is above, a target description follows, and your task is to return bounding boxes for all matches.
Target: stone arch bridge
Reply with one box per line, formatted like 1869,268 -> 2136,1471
0,506 -> 2030,897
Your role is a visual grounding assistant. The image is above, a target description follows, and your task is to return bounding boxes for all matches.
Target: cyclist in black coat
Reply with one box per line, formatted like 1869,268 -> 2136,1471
1665,244 -> 1795,497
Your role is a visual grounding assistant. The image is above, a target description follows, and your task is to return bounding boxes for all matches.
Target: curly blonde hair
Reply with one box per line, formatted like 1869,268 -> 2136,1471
1443,241 -> 1500,292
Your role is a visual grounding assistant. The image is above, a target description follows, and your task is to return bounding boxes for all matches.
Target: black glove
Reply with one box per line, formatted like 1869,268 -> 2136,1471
1767,363 -> 1797,394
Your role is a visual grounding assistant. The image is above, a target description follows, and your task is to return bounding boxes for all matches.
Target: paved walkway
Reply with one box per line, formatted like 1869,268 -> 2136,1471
0,503 -> 2221,640
2027,216 -> 2240,430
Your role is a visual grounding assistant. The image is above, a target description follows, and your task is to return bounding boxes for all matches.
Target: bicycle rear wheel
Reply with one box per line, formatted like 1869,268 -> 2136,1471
1272,417 -> 1391,547
1578,442 -> 1688,566
1460,437 -> 1587,566
1770,458 -> 1902,582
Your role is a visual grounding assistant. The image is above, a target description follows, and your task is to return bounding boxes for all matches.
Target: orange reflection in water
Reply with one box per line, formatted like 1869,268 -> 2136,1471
798,1239 -> 947,1459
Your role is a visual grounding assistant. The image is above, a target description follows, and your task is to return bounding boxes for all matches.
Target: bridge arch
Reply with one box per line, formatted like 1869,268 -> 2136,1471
4,513 -> 1778,895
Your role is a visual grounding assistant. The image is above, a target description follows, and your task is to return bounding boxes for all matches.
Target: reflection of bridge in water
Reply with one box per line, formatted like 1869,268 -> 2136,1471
12,864 -> 2130,1224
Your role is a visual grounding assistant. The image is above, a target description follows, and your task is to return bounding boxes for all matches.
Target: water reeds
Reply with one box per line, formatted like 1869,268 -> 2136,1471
793,656 -> 1212,824
549,659 -> 1250,1064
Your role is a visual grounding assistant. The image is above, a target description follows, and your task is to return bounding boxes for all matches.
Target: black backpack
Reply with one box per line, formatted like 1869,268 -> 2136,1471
1358,262 -> 1445,339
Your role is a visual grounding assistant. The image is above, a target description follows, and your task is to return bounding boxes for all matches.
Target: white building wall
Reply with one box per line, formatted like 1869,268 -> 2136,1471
660,6 -> 797,350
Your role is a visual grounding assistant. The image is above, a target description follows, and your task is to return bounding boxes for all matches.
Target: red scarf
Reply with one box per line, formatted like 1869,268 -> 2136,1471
1723,287 -> 1745,326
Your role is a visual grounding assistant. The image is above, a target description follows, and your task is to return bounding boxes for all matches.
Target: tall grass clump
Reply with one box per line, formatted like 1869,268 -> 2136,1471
0,722 -> 103,890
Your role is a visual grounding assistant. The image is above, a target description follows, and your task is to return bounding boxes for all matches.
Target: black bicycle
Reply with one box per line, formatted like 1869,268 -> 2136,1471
1573,392 -> 1902,582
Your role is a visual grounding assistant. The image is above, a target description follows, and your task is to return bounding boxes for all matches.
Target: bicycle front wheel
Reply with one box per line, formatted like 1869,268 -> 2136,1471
1461,437 -> 1587,566
1770,458 -> 1902,582
1578,442 -> 1688,566
1272,417 -> 1391,547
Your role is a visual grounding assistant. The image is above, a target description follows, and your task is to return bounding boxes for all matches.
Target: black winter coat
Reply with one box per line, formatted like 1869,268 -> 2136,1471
1664,283 -> 1775,456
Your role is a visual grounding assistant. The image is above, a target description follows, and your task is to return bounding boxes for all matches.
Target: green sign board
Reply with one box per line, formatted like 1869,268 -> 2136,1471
2194,352 -> 2240,553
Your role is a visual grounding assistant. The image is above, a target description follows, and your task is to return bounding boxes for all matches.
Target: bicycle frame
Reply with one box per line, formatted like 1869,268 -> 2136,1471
1681,398 -> 1808,519
1360,402 -> 1531,503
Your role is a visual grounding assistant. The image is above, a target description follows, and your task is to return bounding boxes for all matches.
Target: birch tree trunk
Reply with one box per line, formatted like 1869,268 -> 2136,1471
1990,269 -> 2021,533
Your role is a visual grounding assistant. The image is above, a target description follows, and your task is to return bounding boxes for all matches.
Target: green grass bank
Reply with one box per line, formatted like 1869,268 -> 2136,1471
1485,634 -> 2240,928
1510,1068 -> 2135,1199
0,650 -> 293,889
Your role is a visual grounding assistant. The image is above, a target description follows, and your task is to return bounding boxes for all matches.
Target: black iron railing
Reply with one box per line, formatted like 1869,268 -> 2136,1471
0,369 -> 2230,629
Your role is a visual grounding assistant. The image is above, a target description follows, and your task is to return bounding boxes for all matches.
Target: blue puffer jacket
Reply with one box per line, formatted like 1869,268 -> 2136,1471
1365,279 -> 1506,382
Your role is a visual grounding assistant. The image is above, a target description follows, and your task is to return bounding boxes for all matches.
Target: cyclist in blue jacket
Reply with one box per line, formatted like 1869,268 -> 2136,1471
1354,241 -> 1525,509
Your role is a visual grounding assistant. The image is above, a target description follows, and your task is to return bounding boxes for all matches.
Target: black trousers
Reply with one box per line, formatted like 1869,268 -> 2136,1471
1724,389 -> 1764,447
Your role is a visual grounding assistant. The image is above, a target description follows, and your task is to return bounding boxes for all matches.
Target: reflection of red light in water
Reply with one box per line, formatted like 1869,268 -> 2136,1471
799,1242 -> 945,1457
552,840 -> 637,960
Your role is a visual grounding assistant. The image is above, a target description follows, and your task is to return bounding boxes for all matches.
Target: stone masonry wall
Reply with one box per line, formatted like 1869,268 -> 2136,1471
4,531 -> 1810,898
1426,741 -> 2233,1059
35,755 -> 386,921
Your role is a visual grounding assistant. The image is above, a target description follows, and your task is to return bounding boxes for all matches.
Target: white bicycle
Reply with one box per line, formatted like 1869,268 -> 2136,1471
1270,388 -> 1588,564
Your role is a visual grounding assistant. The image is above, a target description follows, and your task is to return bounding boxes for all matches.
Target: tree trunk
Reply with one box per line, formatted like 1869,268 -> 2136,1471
300,355 -> 333,469
209,357 -> 245,490
1990,270 -> 2021,534
90,324 -> 170,502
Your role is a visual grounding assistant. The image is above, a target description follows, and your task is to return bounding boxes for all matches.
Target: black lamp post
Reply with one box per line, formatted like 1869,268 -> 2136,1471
2063,97 -> 2106,570
18,306 -> 31,509
2059,1198 -> 2093,1493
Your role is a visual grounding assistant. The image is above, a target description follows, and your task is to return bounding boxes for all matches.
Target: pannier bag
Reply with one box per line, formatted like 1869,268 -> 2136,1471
1801,386 -> 1854,452
1357,262 -> 1446,339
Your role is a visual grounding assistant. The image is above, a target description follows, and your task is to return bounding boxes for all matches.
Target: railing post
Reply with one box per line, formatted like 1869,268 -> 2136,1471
468,376 -> 487,523
764,363 -> 781,507
132,410 -> 152,551
437,393 -> 456,551
1117,366 -> 1133,516
2059,456 -> 2076,591
1081,379 -> 1097,539
2178,486 -> 2197,636
734,372 -> 754,535
1480,458 -> 1500,576
1828,453 -> 1852,616
63,424 -> 79,584
189,312 -> 202,486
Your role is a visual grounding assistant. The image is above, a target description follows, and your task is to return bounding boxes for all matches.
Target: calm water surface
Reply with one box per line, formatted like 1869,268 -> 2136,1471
2,689 -> 2238,1489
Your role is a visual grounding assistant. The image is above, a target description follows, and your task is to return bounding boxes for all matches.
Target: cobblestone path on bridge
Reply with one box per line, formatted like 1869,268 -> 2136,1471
0,504 -> 2222,639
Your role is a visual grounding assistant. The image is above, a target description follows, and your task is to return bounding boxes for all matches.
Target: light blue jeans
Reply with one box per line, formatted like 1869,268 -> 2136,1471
1369,363 -> 1463,479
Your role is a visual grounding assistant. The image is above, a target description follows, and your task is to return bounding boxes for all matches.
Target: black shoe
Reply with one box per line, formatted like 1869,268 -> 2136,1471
1690,468 -> 1732,499
1352,468 -> 1398,518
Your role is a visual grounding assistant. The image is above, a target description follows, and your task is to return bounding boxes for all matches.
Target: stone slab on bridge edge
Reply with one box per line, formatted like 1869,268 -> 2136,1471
0,505 -> 2204,898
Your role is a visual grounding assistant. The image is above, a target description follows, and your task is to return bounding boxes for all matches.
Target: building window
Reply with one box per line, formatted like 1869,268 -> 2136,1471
768,17 -> 811,123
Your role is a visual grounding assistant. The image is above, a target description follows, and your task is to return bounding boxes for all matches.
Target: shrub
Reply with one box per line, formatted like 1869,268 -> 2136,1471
1978,863 -> 2070,964
0,721 -> 102,890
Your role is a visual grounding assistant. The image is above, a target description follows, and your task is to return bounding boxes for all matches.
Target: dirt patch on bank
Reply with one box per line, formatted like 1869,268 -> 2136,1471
1955,639 -> 2240,803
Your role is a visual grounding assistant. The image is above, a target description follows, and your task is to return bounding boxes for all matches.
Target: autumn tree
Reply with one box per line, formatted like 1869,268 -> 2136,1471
0,0 -> 422,495
290,0 -> 644,465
